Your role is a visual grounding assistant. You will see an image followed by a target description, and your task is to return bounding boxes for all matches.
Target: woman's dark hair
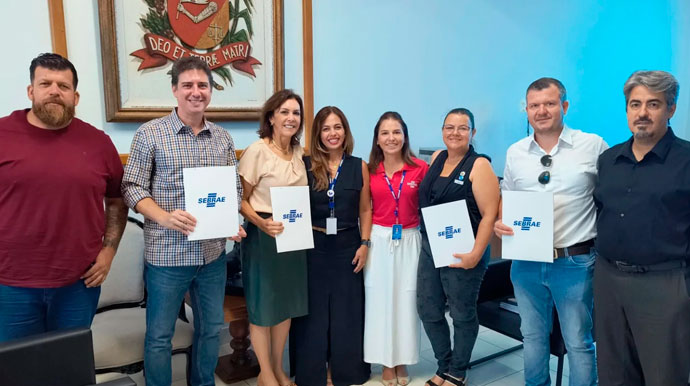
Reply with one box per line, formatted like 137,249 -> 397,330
368,111 -> 417,173
258,89 -> 304,147
309,106 -> 355,191
444,108 -> 475,129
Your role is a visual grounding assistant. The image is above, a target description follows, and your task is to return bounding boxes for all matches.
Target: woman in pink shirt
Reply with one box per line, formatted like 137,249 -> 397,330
363,111 -> 428,386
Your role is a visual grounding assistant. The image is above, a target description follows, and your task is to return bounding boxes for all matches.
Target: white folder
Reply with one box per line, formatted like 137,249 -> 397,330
501,191 -> 554,262
183,166 -> 240,241
421,199 -> 476,268
270,186 -> 314,253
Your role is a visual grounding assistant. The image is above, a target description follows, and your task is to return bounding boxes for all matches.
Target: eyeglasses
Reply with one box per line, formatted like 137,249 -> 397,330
538,154 -> 552,185
443,125 -> 471,133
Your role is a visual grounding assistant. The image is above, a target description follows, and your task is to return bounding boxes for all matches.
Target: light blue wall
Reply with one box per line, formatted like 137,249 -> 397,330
312,0 -> 690,173
1,1 -> 688,176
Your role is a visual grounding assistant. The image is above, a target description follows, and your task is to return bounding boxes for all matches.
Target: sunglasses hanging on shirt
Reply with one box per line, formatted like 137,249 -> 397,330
538,154 -> 552,185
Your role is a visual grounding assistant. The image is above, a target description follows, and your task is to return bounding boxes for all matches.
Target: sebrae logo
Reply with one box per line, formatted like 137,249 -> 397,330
131,0 -> 261,89
283,209 -> 303,223
513,216 -> 541,231
438,226 -> 461,239
198,192 -> 226,208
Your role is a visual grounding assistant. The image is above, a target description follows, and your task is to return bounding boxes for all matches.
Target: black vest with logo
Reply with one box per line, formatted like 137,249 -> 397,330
418,146 -> 489,236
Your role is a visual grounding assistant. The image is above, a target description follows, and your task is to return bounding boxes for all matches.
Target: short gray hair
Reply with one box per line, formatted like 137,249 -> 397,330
624,70 -> 679,110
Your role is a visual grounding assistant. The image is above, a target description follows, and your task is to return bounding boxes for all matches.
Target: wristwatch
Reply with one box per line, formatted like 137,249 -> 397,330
360,239 -> 372,247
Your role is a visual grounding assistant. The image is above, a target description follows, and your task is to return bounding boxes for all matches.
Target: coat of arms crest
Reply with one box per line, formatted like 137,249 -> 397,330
131,0 -> 260,89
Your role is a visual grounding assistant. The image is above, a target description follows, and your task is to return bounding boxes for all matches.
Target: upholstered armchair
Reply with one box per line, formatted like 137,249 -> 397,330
91,217 -> 194,383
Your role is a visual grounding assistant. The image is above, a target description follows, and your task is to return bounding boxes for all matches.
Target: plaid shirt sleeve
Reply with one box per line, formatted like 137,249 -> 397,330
121,126 -> 154,210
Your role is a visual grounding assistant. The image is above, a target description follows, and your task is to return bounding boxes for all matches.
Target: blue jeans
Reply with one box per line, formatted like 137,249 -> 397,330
510,250 -> 596,386
144,253 -> 227,386
0,280 -> 100,342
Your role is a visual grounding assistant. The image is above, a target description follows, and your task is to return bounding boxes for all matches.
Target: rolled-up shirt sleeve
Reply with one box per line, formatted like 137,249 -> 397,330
121,127 -> 154,210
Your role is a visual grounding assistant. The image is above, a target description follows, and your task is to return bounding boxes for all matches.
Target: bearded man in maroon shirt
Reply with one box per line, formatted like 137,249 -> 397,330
0,53 -> 128,342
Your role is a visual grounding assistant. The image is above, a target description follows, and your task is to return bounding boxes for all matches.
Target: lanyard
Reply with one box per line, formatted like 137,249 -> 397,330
383,170 -> 406,224
327,155 -> 345,217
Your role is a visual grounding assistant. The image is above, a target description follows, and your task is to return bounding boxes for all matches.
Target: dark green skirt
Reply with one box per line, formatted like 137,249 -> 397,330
241,217 -> 308,326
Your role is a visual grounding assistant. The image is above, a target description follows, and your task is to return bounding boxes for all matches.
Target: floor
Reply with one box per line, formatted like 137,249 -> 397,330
214,326 -> 569,386
97,312 -> 570,386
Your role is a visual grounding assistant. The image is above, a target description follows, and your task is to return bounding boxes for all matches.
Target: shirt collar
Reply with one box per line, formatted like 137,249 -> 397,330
559,125 -> 574,146
528,124 -> 573,154
171,108 -> 211,135
615,126 -> 676,163
376,159 -> 417,175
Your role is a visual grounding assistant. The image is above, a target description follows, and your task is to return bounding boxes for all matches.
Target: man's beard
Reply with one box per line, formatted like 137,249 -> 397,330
633,120 -> 654,141
32,99 -> 75,128
633,130 -> 654,140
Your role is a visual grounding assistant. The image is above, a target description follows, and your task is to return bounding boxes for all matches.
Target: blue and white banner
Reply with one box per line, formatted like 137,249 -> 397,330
421,199 -> 475,268
501,191 -> 554,262
270,185 -> 314,253
183,166 -> 240,241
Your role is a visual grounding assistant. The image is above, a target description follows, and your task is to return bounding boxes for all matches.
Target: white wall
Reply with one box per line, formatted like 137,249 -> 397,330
0,3 -> 52,112
0,0 -> 304,152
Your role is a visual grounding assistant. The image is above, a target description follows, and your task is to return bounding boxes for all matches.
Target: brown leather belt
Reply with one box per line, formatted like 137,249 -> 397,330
554,239 -> 594,259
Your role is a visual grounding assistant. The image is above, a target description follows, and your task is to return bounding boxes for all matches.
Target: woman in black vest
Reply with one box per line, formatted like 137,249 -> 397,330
417,108 -> 500,386
291,106 -> 371,386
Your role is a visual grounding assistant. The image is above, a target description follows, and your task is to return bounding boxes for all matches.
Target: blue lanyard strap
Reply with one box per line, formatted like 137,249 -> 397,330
327,155 -> 345,215
383,170 -> 406,224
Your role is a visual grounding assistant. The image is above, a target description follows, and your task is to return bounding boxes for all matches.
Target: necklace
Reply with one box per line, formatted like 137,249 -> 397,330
271,139 -> 291,155
328,155 -> 342,169
328,162 -> 340,175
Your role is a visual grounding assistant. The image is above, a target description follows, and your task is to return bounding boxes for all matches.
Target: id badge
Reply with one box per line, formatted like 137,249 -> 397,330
326,217 -> 337,235
392,224 -> 402,240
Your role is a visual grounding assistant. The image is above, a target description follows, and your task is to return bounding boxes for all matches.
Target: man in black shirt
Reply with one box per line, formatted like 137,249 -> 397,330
594,70 -> 690,386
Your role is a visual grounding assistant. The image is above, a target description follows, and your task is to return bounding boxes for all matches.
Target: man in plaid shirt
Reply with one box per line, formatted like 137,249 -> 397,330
122,57 -> 245,386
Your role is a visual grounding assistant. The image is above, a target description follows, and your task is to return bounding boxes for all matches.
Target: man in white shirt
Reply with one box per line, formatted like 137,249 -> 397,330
494,78 -> 608,386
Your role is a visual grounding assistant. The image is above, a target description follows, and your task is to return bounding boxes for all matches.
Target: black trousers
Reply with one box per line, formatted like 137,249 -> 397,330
290,228 -> 370,386
594,257 -> 690,386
